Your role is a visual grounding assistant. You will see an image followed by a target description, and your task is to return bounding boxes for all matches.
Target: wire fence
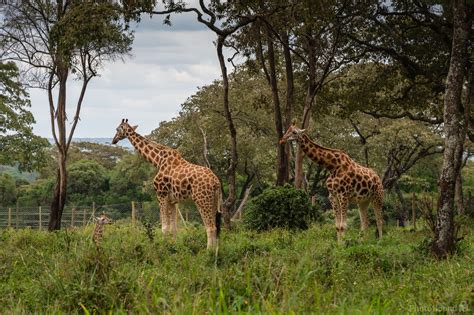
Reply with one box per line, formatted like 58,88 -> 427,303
0,201 -> 204,230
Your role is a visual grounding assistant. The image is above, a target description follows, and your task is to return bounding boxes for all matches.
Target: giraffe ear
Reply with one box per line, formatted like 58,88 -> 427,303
132,125 -> 138,131
298,129 -> 306,134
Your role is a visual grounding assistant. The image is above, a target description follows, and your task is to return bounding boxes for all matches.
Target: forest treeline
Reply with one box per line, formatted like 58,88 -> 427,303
1,1 -> 473,257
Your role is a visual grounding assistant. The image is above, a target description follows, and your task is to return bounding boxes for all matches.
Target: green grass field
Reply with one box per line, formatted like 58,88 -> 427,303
0,220 -> 472,314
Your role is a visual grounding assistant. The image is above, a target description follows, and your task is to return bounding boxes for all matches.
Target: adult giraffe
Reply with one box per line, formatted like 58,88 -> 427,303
280,123 -> 384,242
112,119 -> 222,249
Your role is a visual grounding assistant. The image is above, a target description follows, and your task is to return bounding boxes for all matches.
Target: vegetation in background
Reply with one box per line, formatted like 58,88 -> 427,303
0,62 -> 49,171
244,185 -> 320,231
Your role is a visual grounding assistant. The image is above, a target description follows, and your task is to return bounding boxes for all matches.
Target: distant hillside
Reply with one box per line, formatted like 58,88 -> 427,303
48,138 -> 133,149
0,165 -> 38,182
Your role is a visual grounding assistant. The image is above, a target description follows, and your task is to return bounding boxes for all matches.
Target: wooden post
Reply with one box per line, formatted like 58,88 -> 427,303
412,192 -> 416,230
83,208 -> 87,226
311,195 -> 317,206
92,202 -> 96,219
131,201 -> 136,226
71,207 -> 76,227
39,206 -> 42,230
8,207 -> 12,228
16,202 -> 19,228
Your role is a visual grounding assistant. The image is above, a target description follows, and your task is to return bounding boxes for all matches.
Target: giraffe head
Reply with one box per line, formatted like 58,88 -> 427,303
112,118 -> 138,144
279,122 -> 306,144
95,212 -> 112,225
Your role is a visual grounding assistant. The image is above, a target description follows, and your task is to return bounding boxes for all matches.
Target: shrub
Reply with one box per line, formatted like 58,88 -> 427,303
244,185 -> 319,231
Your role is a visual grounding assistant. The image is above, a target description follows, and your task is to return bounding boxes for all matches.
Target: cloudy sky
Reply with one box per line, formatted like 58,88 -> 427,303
29,10 -> 231,138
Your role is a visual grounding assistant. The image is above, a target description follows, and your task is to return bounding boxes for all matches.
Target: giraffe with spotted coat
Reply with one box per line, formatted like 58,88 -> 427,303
112,119 -> 222,249
280,123 -> 384,242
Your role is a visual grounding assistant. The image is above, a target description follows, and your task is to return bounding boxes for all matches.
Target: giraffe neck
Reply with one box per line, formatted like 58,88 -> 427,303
298,134 -> 346,172
127,131 -> 177,168
93,224 -> 103,245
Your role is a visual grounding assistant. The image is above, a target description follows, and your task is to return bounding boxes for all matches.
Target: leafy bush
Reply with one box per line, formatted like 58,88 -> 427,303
244,185 -> 319,231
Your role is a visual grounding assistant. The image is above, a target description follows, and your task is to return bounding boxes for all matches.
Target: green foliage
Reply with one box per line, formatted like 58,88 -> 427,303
244,185 -> 319,231
0,62 -> 49,172
16,178 -> 54,207
0,222 -> 472,313
0,173 -> 16,206
107,154 -> 155,204
50,1 -> 133,66
67,160 -> 109,205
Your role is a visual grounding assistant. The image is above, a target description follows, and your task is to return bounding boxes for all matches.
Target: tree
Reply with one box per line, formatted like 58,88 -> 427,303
0,61 -> 49,171
432,0 -> 472,258
0,173 -> 16,206
1,1 -> 133,230
67,160 -> 109,205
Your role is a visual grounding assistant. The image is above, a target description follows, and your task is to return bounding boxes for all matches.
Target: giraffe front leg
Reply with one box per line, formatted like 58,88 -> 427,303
158,196 -> 172,236
358,200 -> 370,233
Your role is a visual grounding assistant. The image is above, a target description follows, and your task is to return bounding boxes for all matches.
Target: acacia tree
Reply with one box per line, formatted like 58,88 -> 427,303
345,1 -> 473,257
0,61 -> 48,171
1,1 -> 133,230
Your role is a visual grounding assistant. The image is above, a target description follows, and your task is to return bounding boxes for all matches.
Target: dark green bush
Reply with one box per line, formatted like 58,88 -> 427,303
244,185 -> 319,231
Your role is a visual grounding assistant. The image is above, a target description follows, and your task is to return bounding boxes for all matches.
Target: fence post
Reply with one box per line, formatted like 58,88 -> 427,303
8,207 -> 12,228
39,206 -> 42,230
16,202 -> 19,228
412,192 -> 416,230
71,207 -> 75,227
92,201 -> 96,219
131,201 -> 136,226
83,208 -> 87,226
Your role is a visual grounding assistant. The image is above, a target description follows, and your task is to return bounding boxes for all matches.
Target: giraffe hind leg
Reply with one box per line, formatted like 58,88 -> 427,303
195,197 -> 218,250
372,196 -> 384,239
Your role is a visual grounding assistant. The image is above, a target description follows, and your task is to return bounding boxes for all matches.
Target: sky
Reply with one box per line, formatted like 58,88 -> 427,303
28,9 -> 230,138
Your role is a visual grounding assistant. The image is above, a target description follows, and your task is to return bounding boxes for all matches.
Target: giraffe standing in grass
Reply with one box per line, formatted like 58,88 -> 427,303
280,123 -> 384,242
112,119 -> 222,249
93,212 -> 112,247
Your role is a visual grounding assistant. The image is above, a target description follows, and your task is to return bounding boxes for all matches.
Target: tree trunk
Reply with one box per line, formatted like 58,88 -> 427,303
217,36 -> 237,229
265,31 -> 286,186
455,173 -> 465,215
432,0 -> 469,258
48,155 -> 67,230
48,65 -> 69,231
394,184 -> 408,227
295,33 -> 317,189
282,31 -> 294,185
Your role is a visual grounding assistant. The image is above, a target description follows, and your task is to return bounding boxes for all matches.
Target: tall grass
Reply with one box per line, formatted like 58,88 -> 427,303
0,220 -> 472,314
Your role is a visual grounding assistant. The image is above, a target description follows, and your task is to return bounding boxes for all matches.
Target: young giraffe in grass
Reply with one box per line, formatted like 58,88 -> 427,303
93,212 -> 112,247
112,119 -> 222,249
280,123 -> 384,242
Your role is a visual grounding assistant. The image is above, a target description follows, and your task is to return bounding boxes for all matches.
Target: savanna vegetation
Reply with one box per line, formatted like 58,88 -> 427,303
1,0 -> 474,313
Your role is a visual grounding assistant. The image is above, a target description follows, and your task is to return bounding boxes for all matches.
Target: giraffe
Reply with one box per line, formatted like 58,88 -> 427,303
93,212 -> 112,247
280,123 -> 384,242
112,119 -> 222,249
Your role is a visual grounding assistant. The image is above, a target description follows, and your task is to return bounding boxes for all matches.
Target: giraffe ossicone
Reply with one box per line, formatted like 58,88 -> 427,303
112,119 -> 222,249
280,123 -> 384,242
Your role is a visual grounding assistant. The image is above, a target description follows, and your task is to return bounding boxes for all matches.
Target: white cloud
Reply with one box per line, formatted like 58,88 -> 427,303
29,14 -> 230,138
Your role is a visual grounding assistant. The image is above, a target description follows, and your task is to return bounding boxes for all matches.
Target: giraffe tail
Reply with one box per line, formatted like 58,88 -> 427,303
215,186 -> 223,237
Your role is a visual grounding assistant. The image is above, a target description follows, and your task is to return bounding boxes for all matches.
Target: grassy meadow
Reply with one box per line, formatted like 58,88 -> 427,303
0,219 -> 473,314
